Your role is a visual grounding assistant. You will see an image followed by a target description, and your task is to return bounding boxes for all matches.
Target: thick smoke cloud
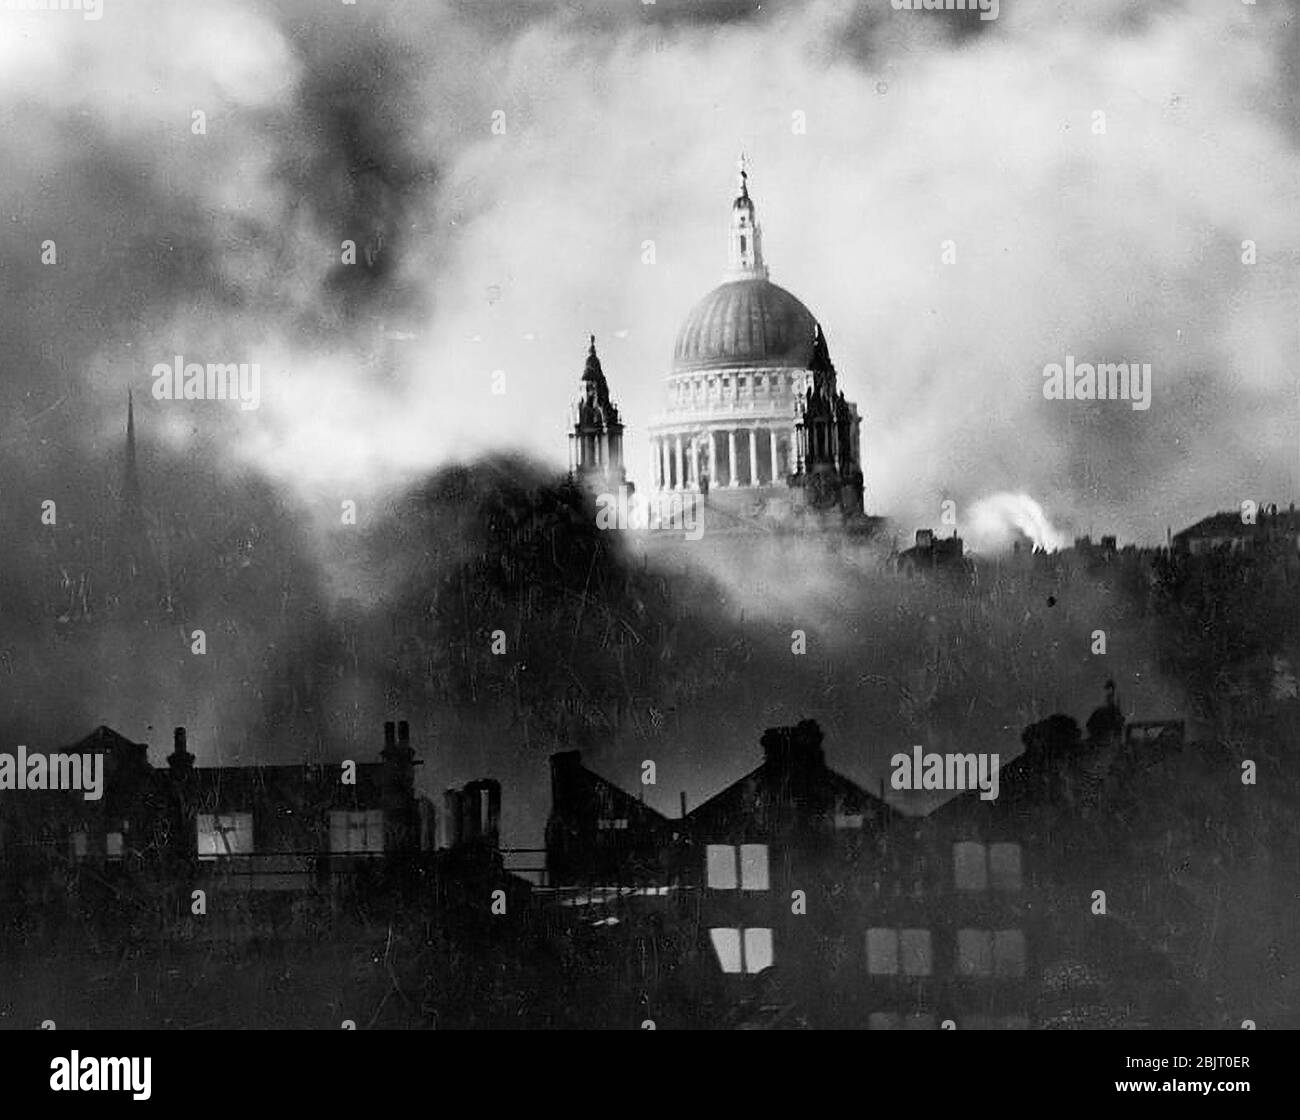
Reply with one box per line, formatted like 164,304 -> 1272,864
0,0 -> 1293,841
3,0 -> 1295,527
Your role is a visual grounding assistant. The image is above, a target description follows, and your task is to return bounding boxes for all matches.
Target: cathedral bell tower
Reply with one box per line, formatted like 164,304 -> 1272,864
567,335 -> 628,494
793,325 -> 864,514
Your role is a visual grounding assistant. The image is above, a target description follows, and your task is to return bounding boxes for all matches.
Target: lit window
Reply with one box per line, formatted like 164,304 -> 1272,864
899,929 -> 933,976
993,930 -> 1026,978
866,928 -> 899,975
744,928 -> 774,973
706,844 -> 737,889
329,809 -> 384,854
710,928 -> 742,973
106,832 -> 124,861
71,831 -> 88,862
868,1013 -> 900,1030
739,844 -> 769,890
197,812 -> 254,860
956,929 -> 992,977
834,812 -> 863,830
709,927 -> 774,974
989,843 -> 1022,891
953,841 -> 988,891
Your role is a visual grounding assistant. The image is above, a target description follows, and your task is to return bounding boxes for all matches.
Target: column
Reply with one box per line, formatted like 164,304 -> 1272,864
727,430 -> 738,487
769,429 -> 779,484
708,431 -> 718,484
688,438 -> 698,489
661,438 -> 671,492
674,435 -> 684,491
748,429 -> 758,487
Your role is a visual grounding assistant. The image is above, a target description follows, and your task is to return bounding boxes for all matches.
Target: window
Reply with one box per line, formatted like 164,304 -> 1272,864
596,818 -> 628,831
745,928 -> 774,972
867,928 -> 932,976
106,831 -> 124,861
705,843 -> 769,890
70,831 -> 88,862
954,841 -> 1023,892
953,841 -> 988,891
706,844 -> 737,889
989,843 -> 1022,891
329,809 -> 384,855
956,929 -> 1025,978
709,927 -> 774,974
956,929 -> 993,976
710,928 -> 741,973
868,1013 -> 899,1029
739,844 -> 769,890
834,812 -> 864,830
866,928 -> 898,975
197,812 -> 254,860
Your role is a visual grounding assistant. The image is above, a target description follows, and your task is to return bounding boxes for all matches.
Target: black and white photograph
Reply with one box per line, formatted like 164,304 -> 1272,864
0,0 -> 1297,1079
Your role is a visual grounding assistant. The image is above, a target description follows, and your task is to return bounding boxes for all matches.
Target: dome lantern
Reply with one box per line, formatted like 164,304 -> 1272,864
725,152 -> 768,282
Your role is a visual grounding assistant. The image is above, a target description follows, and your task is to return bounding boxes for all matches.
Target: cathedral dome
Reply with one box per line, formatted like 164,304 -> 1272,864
673,278 -> 819,372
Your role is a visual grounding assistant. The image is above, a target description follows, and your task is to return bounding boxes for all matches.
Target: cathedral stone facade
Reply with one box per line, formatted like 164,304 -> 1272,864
568,161 -> 867,528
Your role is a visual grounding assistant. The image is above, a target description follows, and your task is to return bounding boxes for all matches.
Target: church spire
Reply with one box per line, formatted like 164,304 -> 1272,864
725,153 -> 768,281
123,388 -> 141,518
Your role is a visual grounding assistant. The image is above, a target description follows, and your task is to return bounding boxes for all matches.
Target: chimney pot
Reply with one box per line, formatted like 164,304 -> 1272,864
383,721 -> 396,749
174,727 -> 187,754
397,720 -> 410,746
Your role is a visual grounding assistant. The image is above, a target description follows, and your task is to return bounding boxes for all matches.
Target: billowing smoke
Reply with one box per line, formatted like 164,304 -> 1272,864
964,492 -> 1071,554
0,0 -> 1293,841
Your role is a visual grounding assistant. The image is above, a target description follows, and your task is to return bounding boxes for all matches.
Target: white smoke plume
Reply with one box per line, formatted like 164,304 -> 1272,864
964,492 -> 1070,554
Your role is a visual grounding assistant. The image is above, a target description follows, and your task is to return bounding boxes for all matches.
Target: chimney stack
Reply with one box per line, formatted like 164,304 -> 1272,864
168,726 -> 194,773
397,720 -> 410,747
383,721 -> 396,750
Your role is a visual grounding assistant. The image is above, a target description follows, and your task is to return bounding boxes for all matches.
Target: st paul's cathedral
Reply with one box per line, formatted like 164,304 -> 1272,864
568,160 -> 867,530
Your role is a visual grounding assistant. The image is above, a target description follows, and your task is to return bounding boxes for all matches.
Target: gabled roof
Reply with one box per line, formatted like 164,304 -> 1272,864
685,757 -> 899,834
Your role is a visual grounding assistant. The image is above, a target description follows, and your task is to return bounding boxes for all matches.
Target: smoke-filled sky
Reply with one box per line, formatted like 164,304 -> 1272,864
2,0 -> 1296,544
0,0 -> 1296,843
